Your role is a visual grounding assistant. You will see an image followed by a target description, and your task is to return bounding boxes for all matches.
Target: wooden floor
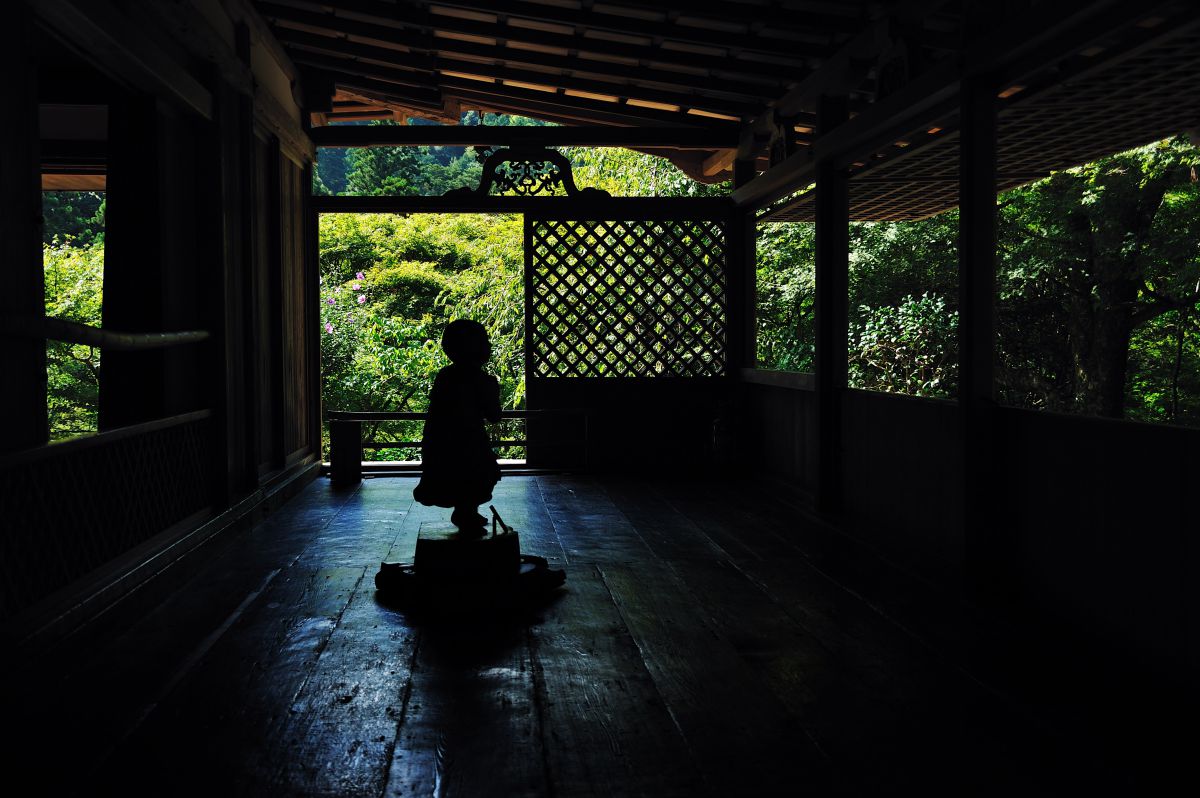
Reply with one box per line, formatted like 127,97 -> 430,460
13,475 -> 1137,796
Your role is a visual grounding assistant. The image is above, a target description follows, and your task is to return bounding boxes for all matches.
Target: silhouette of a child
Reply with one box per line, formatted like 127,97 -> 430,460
413,320 -> 502,532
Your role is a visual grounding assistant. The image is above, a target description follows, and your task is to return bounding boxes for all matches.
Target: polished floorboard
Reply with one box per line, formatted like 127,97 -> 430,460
13,475 -> 1136,796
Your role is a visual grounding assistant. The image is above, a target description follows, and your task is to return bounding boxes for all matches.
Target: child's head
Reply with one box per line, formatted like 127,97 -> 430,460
441,319 -> 491,365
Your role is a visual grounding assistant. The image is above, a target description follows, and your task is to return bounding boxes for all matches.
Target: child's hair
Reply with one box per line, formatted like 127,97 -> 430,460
441,319 -> 490,364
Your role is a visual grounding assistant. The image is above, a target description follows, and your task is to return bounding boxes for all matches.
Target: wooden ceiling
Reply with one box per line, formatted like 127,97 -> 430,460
254,0 -> 961,182
253,1 -> 1200,213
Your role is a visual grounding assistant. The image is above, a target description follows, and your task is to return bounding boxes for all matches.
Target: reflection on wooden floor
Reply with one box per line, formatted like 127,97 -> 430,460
17,476 -> 1120,796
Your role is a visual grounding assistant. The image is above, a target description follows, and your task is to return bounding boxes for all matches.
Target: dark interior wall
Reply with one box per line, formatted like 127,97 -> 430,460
248,128 -> 313,473
279,155 -> 313,463
740,381 -> 817,489
743,379 -> 1196,684
744,384 -> 963,583
527,377 -> 733,472
993,407 -> 1199,685
3,3 -> 319,644
841,390 -> 964,586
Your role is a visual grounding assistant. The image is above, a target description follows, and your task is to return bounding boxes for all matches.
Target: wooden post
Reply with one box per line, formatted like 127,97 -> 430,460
958,75 -> 998,595
0,6 -> 47,452
303,159 -> 323,467
329,419 -> 362,486
725,208 -> 754,372
100,96 -> 165,430
733,158 -> 756,190
213,79 -> 257,498
814,94 -> 850,514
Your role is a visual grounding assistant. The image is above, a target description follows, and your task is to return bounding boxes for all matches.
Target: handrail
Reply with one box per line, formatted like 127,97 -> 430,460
328,408 -> 590,484
0,315 -> 210,350
0,409 -> 213,469
327,409 -> 582,421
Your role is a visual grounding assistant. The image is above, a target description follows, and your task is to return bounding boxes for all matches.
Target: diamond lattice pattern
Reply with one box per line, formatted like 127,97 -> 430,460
0,418 -> 212,620
529,219 -> 728,378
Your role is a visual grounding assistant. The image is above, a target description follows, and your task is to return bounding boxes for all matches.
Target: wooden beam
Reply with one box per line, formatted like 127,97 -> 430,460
309,124 -> 736,149
137,0 -> 313,164
140,0 -> 255,97
270,20 -> 789,103
734,0 -> 1182,213
772,17 -> 892,118
958,72 -> 998,600
99,97 -> 167,430
286,49 -> 439,94
602,0 -> 864,37
406,0 -> 839,60
441,79 -> 737,129
298,45 -> 746,129
0,5 -> 47,452
283,37 -> 758,118
254,83 -> 316,165
813,94 -> 849,515
312,194 -> 731,217
282,32 -> 764,119
218,0 -> 304,93
309,71 -> 448,113
30,0 -> 213,119
257,1 -> 809,84
702,149 -> 737,177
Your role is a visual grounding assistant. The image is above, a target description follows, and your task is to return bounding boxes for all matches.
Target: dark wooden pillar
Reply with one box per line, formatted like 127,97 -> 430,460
329,419 -> 362,486
725,208 -> 754,373
0,6 -> 48,451
958,75 -> 998,595
212,79 -> 257,499
302,160 -> 323,464
814,95 -> 850,514
99,96 -> 165,429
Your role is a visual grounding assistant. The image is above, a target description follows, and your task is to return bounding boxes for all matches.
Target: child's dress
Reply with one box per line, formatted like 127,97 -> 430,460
414,363 -> 502,508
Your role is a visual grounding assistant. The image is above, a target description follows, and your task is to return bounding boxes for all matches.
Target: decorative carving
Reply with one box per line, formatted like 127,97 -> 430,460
444,146 -> 610,199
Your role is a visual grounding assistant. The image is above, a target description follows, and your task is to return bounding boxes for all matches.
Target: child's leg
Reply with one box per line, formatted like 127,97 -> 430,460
451,505 -> 487,531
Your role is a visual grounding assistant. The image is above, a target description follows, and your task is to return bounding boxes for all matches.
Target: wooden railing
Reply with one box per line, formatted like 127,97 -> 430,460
327,408 -> 590,484
0,314 -> 210,350
0,410 -> 215,621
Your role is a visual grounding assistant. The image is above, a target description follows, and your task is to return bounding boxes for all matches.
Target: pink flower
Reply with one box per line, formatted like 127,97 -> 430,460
357,294 -> 367,304
355,272 -> 365,280
324,322 -> 334,334
352,283 -> 361,291
326,297 -> 335,305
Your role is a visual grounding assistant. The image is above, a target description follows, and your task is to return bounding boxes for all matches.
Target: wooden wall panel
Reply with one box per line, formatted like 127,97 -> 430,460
526,377 -> 732,472
280,157 -> 311,461
741,382 -> 817,490
841,391 -> 964,588
993,407 -> 1198,686
250,130 -> 285,475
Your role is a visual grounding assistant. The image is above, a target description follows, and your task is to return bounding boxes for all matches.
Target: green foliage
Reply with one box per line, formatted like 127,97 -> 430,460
996,135 -> 1200,420
755,222 -> 816,372
563,146 -> 728,197
756,216 -> 959,398
313,114 -> 729,199
318,213 -> 525,459
849,294 -> 958,397
44,242 -> 104,440
42,191 -> 105,245
755,137 -> 1200,422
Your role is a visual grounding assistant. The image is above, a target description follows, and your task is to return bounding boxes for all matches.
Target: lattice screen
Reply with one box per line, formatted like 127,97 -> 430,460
528,219 -> 728,378
0,416 -> 212,620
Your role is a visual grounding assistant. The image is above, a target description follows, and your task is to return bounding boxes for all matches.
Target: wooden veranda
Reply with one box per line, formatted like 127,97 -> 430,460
3,1 -> 1199,795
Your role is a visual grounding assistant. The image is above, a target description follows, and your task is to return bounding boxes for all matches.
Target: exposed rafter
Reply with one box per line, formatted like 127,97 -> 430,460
308,124 -> 737,148
402,0 -> 849,58
269,18 -> 790,100
257,1 -> 813,83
